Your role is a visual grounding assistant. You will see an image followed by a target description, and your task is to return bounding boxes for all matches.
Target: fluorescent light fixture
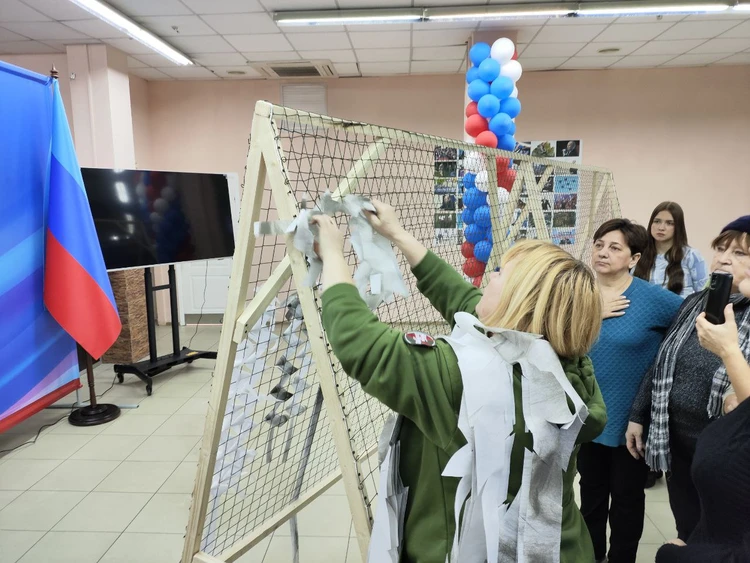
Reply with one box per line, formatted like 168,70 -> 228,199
578,2 -> 729,16
734,2 -> 750,10
274,8 -> 423,26
426,4 -> 575,21
66,0 -> 192,65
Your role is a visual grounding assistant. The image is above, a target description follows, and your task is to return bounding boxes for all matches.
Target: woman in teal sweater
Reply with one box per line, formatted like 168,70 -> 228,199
313,201 -> 608,563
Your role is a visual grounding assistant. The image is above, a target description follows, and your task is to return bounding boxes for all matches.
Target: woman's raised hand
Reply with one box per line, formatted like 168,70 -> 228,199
310,215 -> 344,261
364,200 -> 406,242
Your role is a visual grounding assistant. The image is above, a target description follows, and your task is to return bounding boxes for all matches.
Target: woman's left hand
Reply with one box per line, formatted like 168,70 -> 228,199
310,215 -> 344,261
696,304 -> 739,359
665,538 -> 686,547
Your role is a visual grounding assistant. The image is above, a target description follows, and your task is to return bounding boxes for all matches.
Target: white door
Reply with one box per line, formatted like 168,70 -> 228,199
177,173 -> 241,324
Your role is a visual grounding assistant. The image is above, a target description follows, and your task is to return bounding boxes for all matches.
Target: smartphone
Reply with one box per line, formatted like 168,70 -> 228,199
704,272 -> 733,324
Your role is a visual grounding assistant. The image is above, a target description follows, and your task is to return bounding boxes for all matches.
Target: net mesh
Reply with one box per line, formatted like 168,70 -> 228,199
196,105 -> 620,559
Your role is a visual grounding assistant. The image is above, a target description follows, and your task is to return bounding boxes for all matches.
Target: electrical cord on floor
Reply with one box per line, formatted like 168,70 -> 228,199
187,260 -> 210,349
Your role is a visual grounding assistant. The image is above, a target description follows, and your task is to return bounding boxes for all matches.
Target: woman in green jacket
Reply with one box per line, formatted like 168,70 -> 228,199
312,200 -> 607,563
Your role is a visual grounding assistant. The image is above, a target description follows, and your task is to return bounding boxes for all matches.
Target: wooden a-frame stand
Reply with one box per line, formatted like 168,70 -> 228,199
182,101 -> 620,563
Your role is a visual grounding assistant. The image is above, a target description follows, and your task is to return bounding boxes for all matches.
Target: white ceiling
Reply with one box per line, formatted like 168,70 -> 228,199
1,0 -> 750,80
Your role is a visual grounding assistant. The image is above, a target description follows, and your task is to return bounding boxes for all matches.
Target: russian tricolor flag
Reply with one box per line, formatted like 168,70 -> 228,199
43,81 -> 122,359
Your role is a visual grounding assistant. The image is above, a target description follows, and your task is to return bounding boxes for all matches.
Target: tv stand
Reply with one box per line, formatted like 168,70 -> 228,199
113,265 -> 217,395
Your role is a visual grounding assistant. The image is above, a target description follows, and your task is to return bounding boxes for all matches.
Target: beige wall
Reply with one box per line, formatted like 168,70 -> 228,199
129,75 -> 152,169
142,67 -> 750,261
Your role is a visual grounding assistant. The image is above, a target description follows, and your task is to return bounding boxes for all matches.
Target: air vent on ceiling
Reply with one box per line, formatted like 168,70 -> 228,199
252,60 -> 337,79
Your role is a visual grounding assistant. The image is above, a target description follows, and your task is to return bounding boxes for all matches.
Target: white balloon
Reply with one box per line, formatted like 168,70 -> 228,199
491,37 -> 515,65
464,151 -> 484,173
497,188 -> 510,206
153,197 -> 169,214
500,60 -> 523,83
511,86 -> 519,98
475,170 -> 489,192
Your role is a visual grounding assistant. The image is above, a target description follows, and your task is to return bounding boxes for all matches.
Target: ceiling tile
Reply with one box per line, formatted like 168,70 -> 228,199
202,13 -> 280,35
689,37 -> 750,54
682,13 -> 750,22
349,31 -> 410,49
193,53 -> 248,66
594,23 -> 674,42
420,21 -> 477,30
227,34 -> 293,52
157,66 -> 219,79
135,16 -> 216,36
412,29 -> 471,47
657,21 -> 738,41
127,56 -> 148,68
209,66 -> 264,78
240,51 -> 300,61
129,68 -> 172,80
132,53 -> 179,66
168,35 -> 236,54
284,25 -> 346,33
345,24 -> 411,32
260,0 -> 337,9
667,53 -> 728,66
610,54 -> 676,67
477,26 -> 540,43
546,16 -> 616,25
3,22 -> 88,40
181,0 -> 264,14
522,42 -> 587,58
0,0 -> 49,22
479,18 -> 549,27
576,41 -> 644,56
63,19 -> 128,39
299,50 -> 356,63
719,21 -> 750,39
355,48 -> 410,62
534,24 -> 608,43
104,37 -> 155,54
560,56 -> 622,69
612,15 -> 685,24
334,62 -> 359,75
21,0 -> 91,20
42,38 -> 100,50
107,0 -> 191,17
0,39 -> 60,53
413,45 -> 466,60
713,53 -> 750,64
287,32 -> 350,51
634,39 -> 707,55
0,27 -> 27,42
358,61 -> 410,75
411,60 -> 463,73
517,57 -> 568,70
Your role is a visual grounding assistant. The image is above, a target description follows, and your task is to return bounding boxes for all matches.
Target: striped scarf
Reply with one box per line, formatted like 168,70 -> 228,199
645,290 -> 750,472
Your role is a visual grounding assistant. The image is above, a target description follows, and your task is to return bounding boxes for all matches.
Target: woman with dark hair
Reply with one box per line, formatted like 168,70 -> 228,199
627,216 -> 750,544
634,202 -> 708,298
578,219 -> 682,563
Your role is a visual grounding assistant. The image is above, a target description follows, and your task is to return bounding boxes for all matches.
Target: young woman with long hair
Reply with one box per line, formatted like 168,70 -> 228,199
634,202 -> 708,298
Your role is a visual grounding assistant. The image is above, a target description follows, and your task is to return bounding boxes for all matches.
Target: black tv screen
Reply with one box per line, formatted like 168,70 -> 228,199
81,168 -> 235,270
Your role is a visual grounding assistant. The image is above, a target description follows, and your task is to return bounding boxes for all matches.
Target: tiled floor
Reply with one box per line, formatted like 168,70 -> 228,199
0,325 -> 676,562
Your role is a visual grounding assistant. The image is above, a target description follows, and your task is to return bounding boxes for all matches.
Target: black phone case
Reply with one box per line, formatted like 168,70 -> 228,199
705,272 -> 733,324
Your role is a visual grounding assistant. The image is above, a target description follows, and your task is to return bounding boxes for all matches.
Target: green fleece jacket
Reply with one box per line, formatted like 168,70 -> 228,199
321,251 -> 607,563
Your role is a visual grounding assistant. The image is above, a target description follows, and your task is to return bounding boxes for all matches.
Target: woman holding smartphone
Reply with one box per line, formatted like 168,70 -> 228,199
627,216 -> 750,543
655,217 -> 750,562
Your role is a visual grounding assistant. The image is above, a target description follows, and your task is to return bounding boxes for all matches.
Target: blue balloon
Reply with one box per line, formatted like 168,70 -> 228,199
499,97 -> 522,119
469,42 -> 491,67
473,205 -> 492,229
477,58 -> 500,83
474,240 -> 493,263
467,79 -> 490,102
462,172 -> 476,190
465,224 -> 486,244
464,188 -> 487,210
477,94 -> 500,118
488,112 -> 513,137
498,134 -> 516,152
490,76 -> 514,100
465,65 -> 479,84
462,207 -> 474,225
485,229 -> 493,243
507,120 -> 516,136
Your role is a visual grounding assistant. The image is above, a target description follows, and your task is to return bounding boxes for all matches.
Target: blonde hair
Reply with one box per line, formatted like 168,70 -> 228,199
481,240 -> 602,359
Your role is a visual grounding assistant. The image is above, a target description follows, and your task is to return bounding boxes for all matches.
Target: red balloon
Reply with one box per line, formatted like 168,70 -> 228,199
461,241 -> 475,259
472,275 -> 483,287
465,114 -> 488,138
475,130 -> 498,148
498,168 -> 517,190
512,50 -> 518,61
496,156 -> 511,171
463,257 -> 486,278
465,101 -> 478,118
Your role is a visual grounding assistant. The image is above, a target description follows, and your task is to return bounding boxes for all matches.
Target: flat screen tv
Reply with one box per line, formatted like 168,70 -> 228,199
81,168 -> 235,271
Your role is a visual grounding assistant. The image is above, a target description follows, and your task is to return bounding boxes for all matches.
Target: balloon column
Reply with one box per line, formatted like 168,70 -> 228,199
462,38 -> 522,286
